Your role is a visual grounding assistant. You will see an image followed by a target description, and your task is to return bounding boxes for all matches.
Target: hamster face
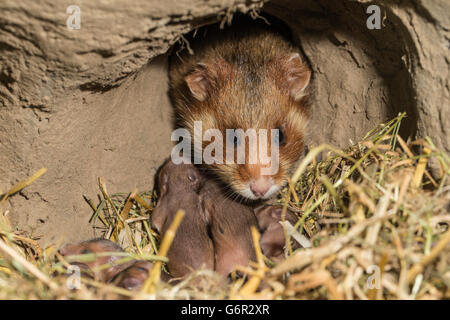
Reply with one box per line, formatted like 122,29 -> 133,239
151,160 -> 215,278
170,26 -> 311,200
178,53 -> 310,200
58,239 -> 129,282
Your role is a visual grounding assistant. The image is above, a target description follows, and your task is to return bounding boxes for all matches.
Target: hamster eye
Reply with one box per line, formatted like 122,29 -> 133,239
233,136 -> 240,147
159,172 -> 168,194
227,131 -> 241,148
187,168 -> 198,183
274,128 -> 286,146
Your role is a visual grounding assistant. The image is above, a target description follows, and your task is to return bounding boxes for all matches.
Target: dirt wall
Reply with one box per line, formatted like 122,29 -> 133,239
0,0 -> 448,244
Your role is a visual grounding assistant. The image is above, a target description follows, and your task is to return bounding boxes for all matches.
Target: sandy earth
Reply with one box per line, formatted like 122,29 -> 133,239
0,0 -> 448,245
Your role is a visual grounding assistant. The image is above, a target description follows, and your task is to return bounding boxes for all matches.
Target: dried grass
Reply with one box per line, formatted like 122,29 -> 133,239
1,113 -> 449,299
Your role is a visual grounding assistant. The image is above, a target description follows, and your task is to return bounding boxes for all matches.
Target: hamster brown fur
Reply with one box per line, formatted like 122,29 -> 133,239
152,159 -> 257,278
151,160 -> 215,278
112,260 -> 170,291
254,205 -> 300,262
202,174 -> 257,276
58,238 -> 134,282
169,18 -> 311,200
113,261 -> 152,290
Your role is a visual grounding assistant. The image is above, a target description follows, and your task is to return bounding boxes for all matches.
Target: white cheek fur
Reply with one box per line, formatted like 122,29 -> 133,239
239,184 -> 282,200
240,188 -> 258,200
262,184 -> 282,199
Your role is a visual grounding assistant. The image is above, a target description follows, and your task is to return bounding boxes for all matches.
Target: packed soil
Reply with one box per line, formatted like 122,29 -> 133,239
0,0 -> 448,247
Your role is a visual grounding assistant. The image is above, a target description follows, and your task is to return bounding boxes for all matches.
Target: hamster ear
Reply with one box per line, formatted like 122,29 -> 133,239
186,166 -> 203,192
283,53 -> 311,101
200,195 -> 214,224
185,63 -> 209,101
185,59 -> 231,101
158,169 -> 169,194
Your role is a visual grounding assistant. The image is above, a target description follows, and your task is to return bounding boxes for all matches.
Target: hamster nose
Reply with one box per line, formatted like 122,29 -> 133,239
250,177 -> 272,198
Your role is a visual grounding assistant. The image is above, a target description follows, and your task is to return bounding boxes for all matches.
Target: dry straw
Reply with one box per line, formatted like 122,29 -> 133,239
0,113 -> 449,299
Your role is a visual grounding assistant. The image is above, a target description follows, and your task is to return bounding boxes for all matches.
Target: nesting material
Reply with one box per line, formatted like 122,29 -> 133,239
0,113 -> 448,299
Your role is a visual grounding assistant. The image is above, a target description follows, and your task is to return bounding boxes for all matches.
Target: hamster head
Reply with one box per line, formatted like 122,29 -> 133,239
58,239 -> 127,282
175,45 -> 311,200
58,238 -> 124,257
151,160 -> 204,232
